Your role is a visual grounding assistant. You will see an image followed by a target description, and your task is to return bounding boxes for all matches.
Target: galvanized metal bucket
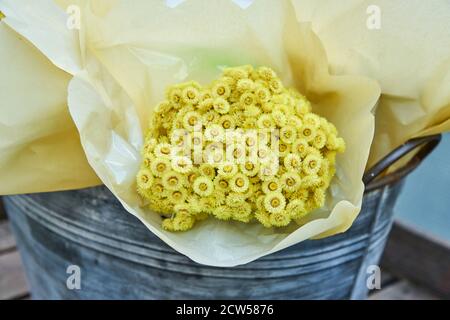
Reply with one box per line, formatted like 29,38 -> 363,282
3,135 -> 441,300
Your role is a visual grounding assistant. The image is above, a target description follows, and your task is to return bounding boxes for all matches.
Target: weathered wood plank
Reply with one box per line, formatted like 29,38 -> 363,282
0,197 -> 6,221
0,221 -> 15,253
381,220 -> 450,298
369,280 -> 439,300
0,251 -> 29,300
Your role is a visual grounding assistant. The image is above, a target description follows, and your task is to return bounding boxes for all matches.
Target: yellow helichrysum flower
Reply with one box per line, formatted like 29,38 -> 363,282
212,206 -> 233,221
243,105 -> 261,118
182,111 -> 202,131
166,188 -> 188,204
240,92 -> 257,108
193,176 -> 214,197
277,142 -> 290,158
181,85 -> 200,105
256,114 -> 275,130
299,124 -> 317,142
284,153 -> 302,172
171,156 -> 193,174
226,193 -> 246,208
286,199 -> 307,219
204,124 -> 224,142
162,171 -> 185,191
236,79 -> 254,92
138,65 -> 345,231
202,110 -> 219,125
280,125 -> 297,144
295,98 -> 311,116
269,211 -> 291,227
280,171 -> 302,192
240,161 -> 260,177
151,179 -> 165,195
301,174 -> 321,188
255,210 -> 272,228
217,162 -> 238,178
214,176 -> 230,191
172,206 -> 196,231
258,162 -> 279,181
312,129 -> 327,149
229,173 -> 250,193
255,85 -> 271,104
302,154 -> 323,175
213,97 -> 230,114
150,158 -> 171,177
223,66 -> 248,80
167,87 -> 183,109
141,154 -> 154,169
263,192 -> 286,214
212,80 -> 231,99
198,163 -> 216,179
268,78 -> 283,94
313,188 -> 326,208
218,115 -> 236,130
136,168 -> 154,190
154,143 -> 172,158
198,98 -> 214,112
232,203 -> 252,223
262,178 -> 282,194
292,140 -> 309,158
287,115 -> 303,128
272,110 -> 287,127
155,101 -> 172,115
257,66 -> 277,81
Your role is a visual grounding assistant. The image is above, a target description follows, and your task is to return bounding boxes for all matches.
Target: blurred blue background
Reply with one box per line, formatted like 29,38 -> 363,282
395,133 -> 450,242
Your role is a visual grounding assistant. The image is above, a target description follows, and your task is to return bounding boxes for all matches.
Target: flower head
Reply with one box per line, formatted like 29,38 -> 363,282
229,173 -> 250,193
263,192 -> 286,214
193,177 -> 214,197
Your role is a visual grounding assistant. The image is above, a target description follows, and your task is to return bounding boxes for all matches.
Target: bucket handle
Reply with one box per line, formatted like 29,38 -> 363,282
363,134 -> 442,191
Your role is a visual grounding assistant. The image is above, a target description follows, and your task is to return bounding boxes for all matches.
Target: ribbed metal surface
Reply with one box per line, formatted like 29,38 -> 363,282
4,181 -> 403,299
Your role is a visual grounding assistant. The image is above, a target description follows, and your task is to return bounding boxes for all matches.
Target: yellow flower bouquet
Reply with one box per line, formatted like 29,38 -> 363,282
1,0 -> 449,268
137,65 -> 346,232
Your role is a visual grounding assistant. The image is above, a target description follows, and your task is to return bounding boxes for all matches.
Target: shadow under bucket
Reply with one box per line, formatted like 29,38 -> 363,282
3,135 -> 441,299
